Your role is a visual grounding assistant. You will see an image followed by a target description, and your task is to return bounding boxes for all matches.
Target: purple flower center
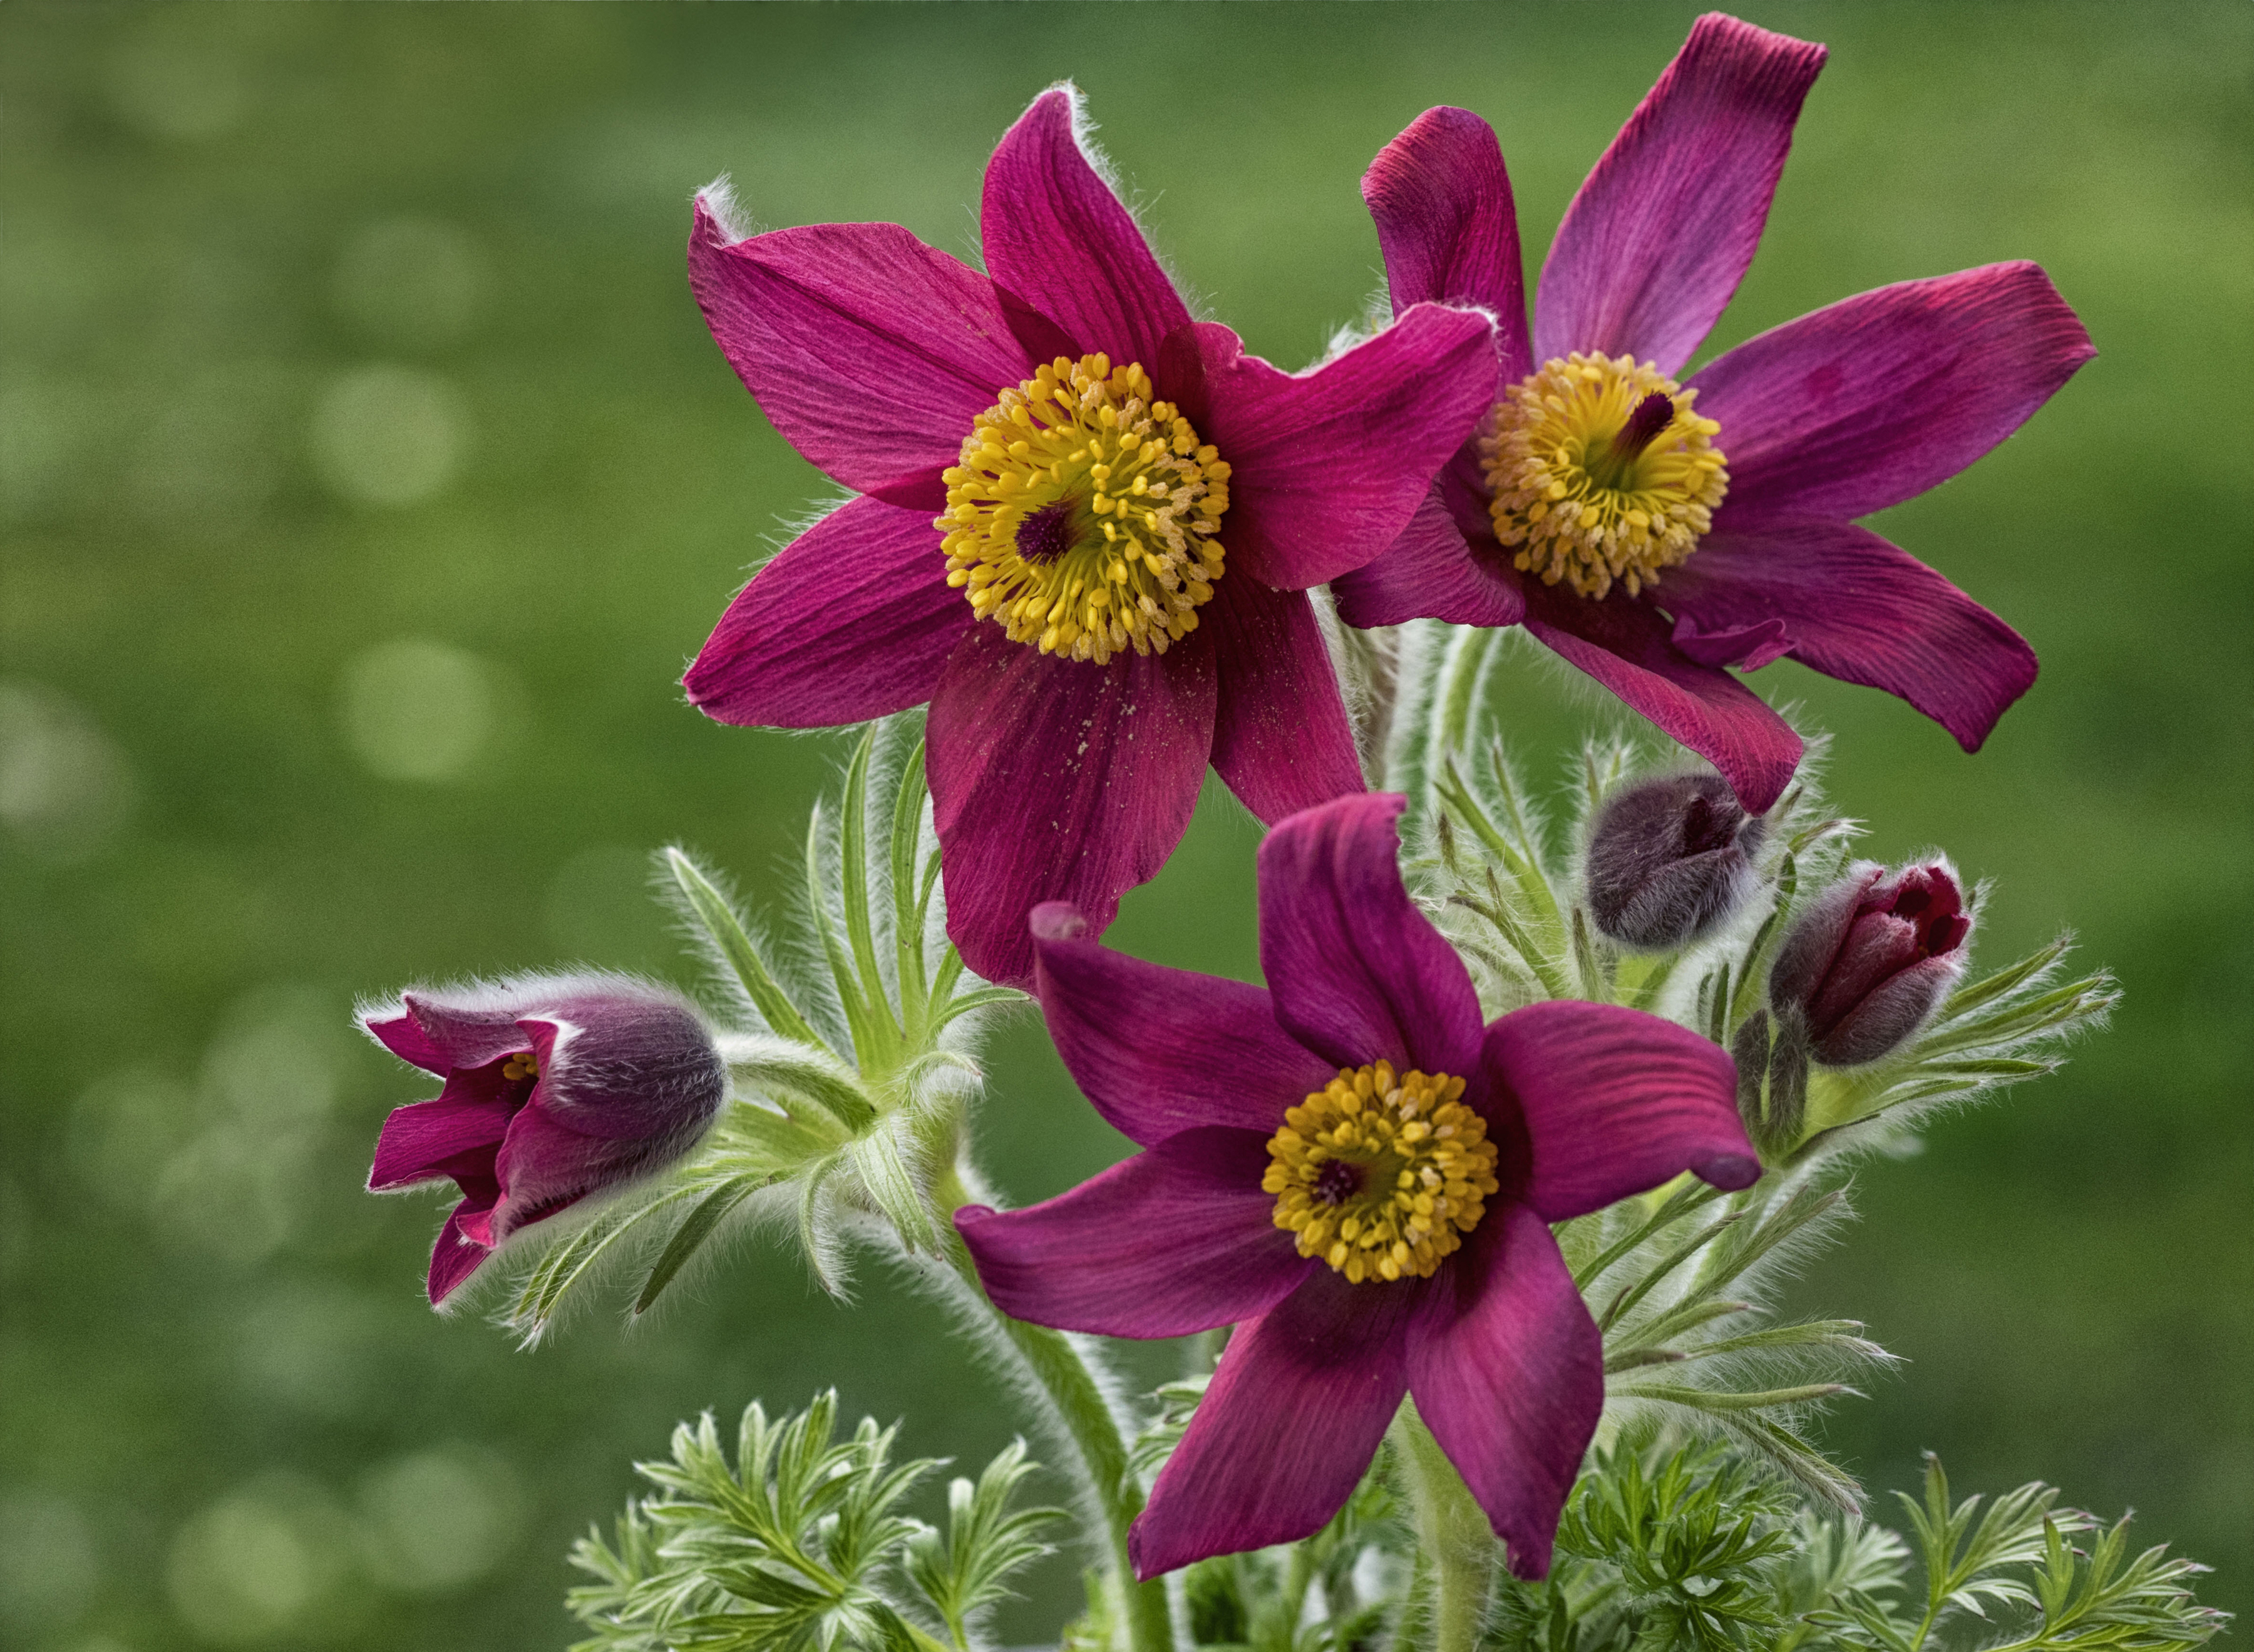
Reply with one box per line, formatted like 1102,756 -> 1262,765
1609,391 -> 1675,463
1312,1158 -> 1363,1207
1014,501 -> 1079,566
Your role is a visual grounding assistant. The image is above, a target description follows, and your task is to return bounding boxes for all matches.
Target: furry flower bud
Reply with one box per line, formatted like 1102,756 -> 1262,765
1585,773 -> 1766,949
1769,862 -> 1970,1066
361,972 -> 727,1304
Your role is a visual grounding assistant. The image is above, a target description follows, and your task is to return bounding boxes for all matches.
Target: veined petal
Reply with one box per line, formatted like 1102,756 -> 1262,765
1482,1000 -> 1756,1223
683,496 -> 969,729
426,1202 -> 492,1305
368,1096 -> 512,1192
1031,905 -> 1336,1146
1535,14 -> 1827,375
1257,792 -> 1481,1077
1331,481 -> 1528,630
954,1129 -> 1309,1340
1667,517 -> 2037,751
1692,262 -> 2094,523
1131,1266 -> 1418,1578
1521,583 -> 1801,812
927,624 -> 1216,988
687,204 -> 1035,500
1188,306 -> 1499,590
1206,575 -> 1367,824
980,88 -> 1193,371
397,993 -> 531,1072
1365,106 -> 1533,381
1407,1203 -> 1603,1579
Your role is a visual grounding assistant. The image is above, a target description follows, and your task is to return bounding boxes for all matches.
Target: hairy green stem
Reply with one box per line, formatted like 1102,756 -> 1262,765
1395,1403 -> 1495,1652
931,1162 -> 1174,1652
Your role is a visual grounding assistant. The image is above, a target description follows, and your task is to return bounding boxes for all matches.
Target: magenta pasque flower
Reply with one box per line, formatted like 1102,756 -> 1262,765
679,86 -> 1500,987
954,793 -> 1757,1578
1770,860 -> 1970,1065
1332,13 -> 2095,811
363,973 -> 727,1305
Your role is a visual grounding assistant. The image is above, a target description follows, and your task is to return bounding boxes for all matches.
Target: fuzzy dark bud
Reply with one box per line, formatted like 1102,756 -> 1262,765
1585,773 -> 1766,950
1769,861 -> 1970,1066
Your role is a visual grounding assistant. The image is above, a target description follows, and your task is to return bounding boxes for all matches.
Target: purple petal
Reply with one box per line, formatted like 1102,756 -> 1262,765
683,496 -> 968,729
1364,106 -> 1533,381
426,1201 -> 493,1305
687,204 -> 1034,501
1521,583 -> 1801,812
1535,15 -> 1826,374
1407,1203 -> 1602,1579
1670,612 -> 1791,672
1692,263 -> 2094,524
1331,482 -> 1526,630
368,1096 -> 512,1192
979,88 -> 1193,372
1662,517 -> 2037,751
955,1129 -> 1309,1339
1190,305 -> 1499,590
398,993 -> 532,1072
1131,1266 -> 1418,1577
927,623 -> 1217,988
1206,575 -> 1366,825
1031,904 -> 1336,1145
364,1009 -> 445,1074
487,1102 -> 622,1244
515,1008 -> 726,1146
1482,1000 -> 1756,1223
1257,792 -> 1481,1077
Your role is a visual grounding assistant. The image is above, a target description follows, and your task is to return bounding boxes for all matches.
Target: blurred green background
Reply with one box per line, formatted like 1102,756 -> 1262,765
3,3 -> 2248,1647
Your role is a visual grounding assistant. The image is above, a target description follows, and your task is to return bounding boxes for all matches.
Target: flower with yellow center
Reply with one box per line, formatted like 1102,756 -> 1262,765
1481,351 -> 1728,601
1263,1060 -> 1502,1284
935,354 -> 1231,665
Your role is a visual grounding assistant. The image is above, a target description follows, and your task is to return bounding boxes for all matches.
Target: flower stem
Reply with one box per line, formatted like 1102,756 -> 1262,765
930,1161 -> 1174,1652
1394,1402 -> 1495,1652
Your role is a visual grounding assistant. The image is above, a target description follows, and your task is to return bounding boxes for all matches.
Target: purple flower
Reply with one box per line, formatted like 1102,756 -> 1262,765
1770,860 -> 1970,1065
954,793 -> 1757,1578
363,973 -> 726,1305
679,87 -> 1499,987
1332,14 -> 2095,811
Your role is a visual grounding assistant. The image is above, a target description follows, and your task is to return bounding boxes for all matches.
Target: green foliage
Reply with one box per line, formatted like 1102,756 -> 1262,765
567,1393 -> 1059,1652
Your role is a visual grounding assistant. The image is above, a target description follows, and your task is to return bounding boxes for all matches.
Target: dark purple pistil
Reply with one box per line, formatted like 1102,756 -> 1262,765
1015,501 -> 1078,565
1610,392 -> 1675,462
1313,1158 -> 1364,1208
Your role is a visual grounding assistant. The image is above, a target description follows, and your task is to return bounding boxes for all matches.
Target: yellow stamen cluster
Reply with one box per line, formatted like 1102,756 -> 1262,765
502,1052 -> 540,1082
937,354 -> 1230,664
1481,351 -> 1729,600
1263,1062 -> 1501,1284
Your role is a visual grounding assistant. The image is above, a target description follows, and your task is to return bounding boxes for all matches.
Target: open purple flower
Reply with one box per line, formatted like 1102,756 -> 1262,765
1332,13 -> 2095,811
680,87 -> 1498,986
955,793 -> 1756,1578
363,973 -> 726,1305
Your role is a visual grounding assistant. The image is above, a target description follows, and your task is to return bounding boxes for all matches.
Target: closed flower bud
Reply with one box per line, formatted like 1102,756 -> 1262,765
361,972 -> 727,1305
1769,861 -> 1970,1066
1585,772 -> 1766,949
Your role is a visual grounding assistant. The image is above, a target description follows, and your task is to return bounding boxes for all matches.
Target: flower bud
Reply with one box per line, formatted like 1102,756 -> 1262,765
361,972 -> 727,1304
1585,773 -> 1766,949
1768,861 -> 1970,1066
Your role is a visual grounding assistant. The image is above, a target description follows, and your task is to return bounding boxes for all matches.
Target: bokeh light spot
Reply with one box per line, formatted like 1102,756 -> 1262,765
0,680 -> 136,862
310,365 -> 470,508
356,1449 -> 525,1594
339,638 -> 498,784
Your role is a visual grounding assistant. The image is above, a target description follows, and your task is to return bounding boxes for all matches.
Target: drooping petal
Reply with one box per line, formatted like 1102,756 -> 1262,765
398,993 -> 532,1072
955,1129 -> 1309,1340
687,205 -> 1034,502
1188,306 -> 1499,590
368,1096 -> 513,1191
683,496 -> 969,729
1691,263 -> 2094,524
1364,106 -> 1533,381
1662,518 -> 2037,752
1534,15 -> 1827,375
1031,905 -> 1336,1145
1330,483 -> 1527,630
980,88 -> 1194,372
1481,1000 -> 1756,1223
1407,1203 -> 1602,1579
1205,574 -> 1366,824
927,623 -> 1217,988
1256,792 -> 1481,1077
426,1202 -> 492,1305
364,1008 -> 445,1074
1131,1266 -> 1419,1578
1520,583 -> 1801,812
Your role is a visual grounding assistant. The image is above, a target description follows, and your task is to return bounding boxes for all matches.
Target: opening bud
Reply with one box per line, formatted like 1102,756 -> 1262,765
1585,772 -> 1766,950
1769,861 -> 1970,1066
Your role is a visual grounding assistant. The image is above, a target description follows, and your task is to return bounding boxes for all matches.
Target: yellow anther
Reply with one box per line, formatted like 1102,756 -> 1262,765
502,1052 -> 540,1082
1262,1064 -> 1500,1284
1481,351 -> 1729,600
934,356 -> 1230,664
